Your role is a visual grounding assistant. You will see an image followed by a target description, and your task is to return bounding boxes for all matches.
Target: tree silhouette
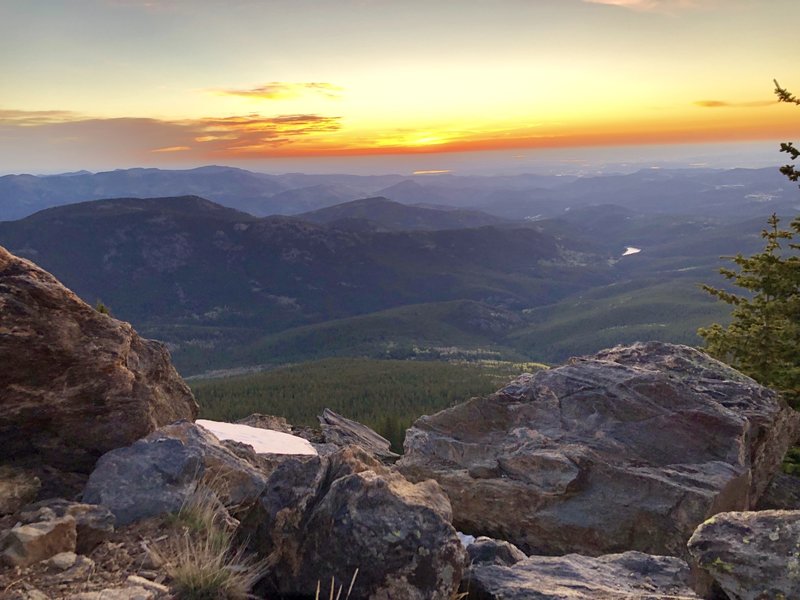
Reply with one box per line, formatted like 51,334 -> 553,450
698,81 -> 800,407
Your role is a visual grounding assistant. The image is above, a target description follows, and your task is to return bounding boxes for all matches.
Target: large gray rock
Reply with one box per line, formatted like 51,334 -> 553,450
688,509 -> 800,600
0,246 -> 198,474
83,421 -> 272,525
465,551 -> 700,599
398,342 -> 800,558
240,446 -> 465,600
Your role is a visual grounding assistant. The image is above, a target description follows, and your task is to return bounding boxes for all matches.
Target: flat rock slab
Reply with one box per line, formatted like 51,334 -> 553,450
196,418 -> 317,455
688,509 -> 800,600
318,408 -> 399,462
398,342 -> 800,558
465,551 -> 700,600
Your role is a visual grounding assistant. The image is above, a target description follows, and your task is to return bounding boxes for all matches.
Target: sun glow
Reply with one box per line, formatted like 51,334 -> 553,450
2,0 -> 799,172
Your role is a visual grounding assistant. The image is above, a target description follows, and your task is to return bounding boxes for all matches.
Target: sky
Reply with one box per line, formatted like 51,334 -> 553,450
2,0 -> 799,175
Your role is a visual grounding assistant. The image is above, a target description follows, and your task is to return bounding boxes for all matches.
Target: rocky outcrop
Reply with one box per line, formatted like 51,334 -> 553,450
83,421 -> 274,524
240,446 -> 465,599
398,342 -> 800,558
319,408 -> 400,462
464,551 -> 700,600
0,246 -> 198,475
688,509 -> 800,600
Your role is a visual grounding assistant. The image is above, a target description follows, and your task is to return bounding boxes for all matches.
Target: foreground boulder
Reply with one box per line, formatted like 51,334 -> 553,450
83,421 -> 275,524
465,551 -> 699,599
240,446 -> 465,599
398,342 -> 800,558
688,509 -> 800,600
0,246 -> 198,475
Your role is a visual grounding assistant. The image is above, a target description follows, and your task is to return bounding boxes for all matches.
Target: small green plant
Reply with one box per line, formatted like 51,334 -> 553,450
94,300 -> 111,316
156,483 -> 267,599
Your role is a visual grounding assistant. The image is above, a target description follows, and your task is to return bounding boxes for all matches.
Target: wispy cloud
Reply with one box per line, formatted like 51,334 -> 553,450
694,99 -> 775,108
582,0 -> 715,12
0,109 -> 81,126
215,82 -> 344,101
151,145 -> 191,153
0,109 -> 342,165
191,113 -> 342,153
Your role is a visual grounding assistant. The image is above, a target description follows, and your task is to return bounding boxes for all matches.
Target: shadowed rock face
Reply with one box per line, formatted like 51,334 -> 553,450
398,342 -> 800,559
688,510 -> 800,600
0,245 -> 198,474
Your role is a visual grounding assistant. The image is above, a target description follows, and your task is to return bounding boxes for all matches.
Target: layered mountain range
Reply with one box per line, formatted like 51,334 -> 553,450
3,165 -> 798,221
0,165 -> 794,375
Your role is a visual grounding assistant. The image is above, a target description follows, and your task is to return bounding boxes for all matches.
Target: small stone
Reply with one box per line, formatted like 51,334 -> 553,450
20,499 -> 115,554
21,590 -> 50,600
45,550 -> 77,570
50,554 -> 95,583
1,515 -> 77,567
136,569 -> 160,580
139,548 -> 163,569
126,575 -> 170,594
467,536 -> 528,566
73,586 -> 154,600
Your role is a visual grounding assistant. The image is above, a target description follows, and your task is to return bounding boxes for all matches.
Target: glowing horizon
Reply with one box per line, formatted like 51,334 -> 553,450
2,0 -> 798,173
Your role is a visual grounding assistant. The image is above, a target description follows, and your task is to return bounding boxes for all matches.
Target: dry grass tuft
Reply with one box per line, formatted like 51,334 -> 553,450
315,568 -> 359,600
155,481 -> 267,600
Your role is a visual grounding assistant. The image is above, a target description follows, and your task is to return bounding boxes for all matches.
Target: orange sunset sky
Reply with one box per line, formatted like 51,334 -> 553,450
2,0 -> 799,174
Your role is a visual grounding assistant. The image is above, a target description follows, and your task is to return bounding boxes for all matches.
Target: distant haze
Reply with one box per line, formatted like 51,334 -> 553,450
1,141 -> 789,178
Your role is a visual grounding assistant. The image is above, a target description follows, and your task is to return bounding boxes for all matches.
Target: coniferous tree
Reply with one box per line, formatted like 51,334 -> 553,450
698,81 -> 800,407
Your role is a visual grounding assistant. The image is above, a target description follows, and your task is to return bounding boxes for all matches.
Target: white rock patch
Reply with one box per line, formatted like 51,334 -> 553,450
196,419 -> 318,456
